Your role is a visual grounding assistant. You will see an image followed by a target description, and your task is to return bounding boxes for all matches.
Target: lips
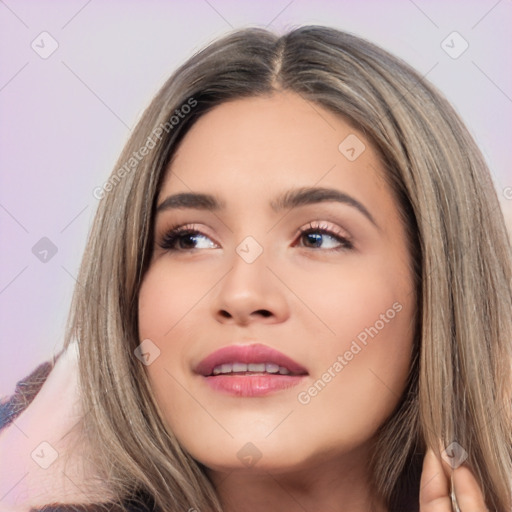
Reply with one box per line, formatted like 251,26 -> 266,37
195,343 -> 308,397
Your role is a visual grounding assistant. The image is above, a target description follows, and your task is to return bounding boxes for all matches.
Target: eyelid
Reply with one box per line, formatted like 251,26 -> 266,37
294,220 -> 353,244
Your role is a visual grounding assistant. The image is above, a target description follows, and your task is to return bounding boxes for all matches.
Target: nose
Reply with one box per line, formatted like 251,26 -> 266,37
211,247 -> 290,326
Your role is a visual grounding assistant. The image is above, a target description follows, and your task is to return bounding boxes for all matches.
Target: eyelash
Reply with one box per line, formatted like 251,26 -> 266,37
158,222 -> 354,252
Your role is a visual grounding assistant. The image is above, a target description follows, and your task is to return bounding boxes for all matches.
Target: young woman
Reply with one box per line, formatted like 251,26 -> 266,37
0,25 -> 510,512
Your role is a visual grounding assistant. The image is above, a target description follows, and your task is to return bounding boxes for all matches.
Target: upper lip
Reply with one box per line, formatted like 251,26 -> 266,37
195,343 -> 308,377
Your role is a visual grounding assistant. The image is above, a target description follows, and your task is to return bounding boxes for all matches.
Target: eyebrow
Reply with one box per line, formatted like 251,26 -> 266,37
156,187 -> 378,229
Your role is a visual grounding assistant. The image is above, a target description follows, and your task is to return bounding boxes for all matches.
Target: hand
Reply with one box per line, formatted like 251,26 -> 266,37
420,446 -> 489,511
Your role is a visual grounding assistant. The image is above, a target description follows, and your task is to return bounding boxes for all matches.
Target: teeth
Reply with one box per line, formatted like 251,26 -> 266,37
248,363 -> 265,372
211,362 -> 291,376
265,363 -> 280,373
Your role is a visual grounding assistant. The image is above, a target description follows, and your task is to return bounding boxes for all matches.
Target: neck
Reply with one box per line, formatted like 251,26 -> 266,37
208,447 -> 387,512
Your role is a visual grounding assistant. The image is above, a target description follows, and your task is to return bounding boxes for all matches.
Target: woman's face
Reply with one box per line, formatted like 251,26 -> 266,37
138,92 -> 416,474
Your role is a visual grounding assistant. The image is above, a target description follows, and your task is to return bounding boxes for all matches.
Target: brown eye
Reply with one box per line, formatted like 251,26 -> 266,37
160,225 -> 217,251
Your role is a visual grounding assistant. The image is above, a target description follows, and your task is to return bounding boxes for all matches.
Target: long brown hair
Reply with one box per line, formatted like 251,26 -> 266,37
65,26 -> 512,510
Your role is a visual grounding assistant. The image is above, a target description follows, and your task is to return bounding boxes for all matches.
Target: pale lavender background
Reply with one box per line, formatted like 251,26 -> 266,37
1,0 -> 511,396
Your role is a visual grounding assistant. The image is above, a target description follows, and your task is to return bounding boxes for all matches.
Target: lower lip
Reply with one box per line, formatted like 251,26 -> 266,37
202,374 -> 306,397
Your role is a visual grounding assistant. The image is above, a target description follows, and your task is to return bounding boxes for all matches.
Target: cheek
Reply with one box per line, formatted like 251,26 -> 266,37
289,252 -> 415,439
137,261 -> 219,425
284,249 -> 413,346
137,265 -> 192,385
138,260 -> 218,341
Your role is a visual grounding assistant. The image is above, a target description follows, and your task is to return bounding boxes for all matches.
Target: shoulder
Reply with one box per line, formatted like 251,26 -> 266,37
0,345 -> 147,512
26,498 -> 157,511
26,496 -> 157,511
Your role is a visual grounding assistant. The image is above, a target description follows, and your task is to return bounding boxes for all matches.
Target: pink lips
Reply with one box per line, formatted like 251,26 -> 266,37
195,343 -> 308,397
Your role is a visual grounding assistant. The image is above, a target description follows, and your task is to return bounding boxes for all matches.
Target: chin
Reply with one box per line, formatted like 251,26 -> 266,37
185,434 -> 334,476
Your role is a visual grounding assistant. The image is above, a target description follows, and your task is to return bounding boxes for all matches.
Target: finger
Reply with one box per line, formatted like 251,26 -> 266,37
451,464 -> 489,512
419,447 -> 452,511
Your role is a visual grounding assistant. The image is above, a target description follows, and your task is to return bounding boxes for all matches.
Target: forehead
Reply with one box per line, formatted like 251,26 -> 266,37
158,92 -> 386,205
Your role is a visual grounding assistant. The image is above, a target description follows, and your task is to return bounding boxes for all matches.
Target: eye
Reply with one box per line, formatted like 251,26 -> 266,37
295,222 -> 353,251
158,221 -> 353,253
159,224 -> 217,251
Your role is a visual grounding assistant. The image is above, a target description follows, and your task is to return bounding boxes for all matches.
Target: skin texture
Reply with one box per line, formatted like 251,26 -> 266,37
138,91 -> 416,511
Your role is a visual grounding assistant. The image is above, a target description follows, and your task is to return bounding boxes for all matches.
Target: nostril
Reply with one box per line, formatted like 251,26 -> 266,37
255,309 -> 272,317
217,309 -> 273,321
